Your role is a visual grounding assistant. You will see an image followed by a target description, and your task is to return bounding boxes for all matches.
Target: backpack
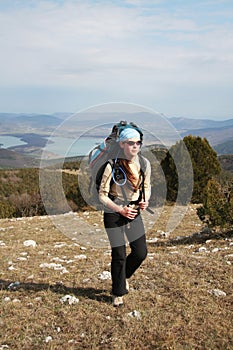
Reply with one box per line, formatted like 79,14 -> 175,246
88,121 -> 147,209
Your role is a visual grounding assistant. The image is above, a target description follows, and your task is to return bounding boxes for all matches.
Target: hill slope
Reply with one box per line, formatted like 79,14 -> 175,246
0,148 -> 39,168
214,140 -> 233,155
0,206 -> 232,349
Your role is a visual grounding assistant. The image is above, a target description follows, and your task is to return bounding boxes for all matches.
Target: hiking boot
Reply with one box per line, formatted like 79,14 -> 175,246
112,295 -> 124,307
126,280 -> 129,292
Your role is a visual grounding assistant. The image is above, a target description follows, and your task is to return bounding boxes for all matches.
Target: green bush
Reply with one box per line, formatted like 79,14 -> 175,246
197,177 -> 233,228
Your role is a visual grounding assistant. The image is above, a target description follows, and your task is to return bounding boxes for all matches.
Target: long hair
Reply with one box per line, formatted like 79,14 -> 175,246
118,158 -> 141,192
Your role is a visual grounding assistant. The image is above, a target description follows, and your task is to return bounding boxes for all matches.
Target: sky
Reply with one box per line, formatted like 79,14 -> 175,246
0,0 -> 233,119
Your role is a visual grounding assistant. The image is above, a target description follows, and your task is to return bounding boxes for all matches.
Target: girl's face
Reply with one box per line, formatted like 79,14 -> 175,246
120,138 -> 142,160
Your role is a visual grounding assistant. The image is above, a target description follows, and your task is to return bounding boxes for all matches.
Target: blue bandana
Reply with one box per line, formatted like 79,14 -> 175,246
118,128 -> 141,142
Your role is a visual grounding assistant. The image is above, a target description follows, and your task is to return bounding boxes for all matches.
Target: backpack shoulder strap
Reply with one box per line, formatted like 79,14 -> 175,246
138,154 -> 147,201
138,155 -> 154,214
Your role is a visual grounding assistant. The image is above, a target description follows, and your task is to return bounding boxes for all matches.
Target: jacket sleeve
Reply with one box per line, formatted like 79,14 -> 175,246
143,158 -> 151,201
98,163 -> 113,207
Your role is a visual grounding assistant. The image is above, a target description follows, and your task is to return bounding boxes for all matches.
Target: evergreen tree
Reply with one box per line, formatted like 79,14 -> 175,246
184,136 -> 221,203
197,177 -> 233,228
161,136 -> 221,203
161,139 -> 193,204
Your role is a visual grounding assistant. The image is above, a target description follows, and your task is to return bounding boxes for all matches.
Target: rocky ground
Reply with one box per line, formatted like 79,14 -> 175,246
0,204 -> 232,349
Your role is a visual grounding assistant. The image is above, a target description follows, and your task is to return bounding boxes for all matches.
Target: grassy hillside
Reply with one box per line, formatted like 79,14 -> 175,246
0,149 -> 40,169
0,205 -> 232,349
0,167 -> 87,218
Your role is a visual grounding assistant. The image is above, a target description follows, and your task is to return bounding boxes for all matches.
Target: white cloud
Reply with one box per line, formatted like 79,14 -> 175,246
0,0 -> 232,116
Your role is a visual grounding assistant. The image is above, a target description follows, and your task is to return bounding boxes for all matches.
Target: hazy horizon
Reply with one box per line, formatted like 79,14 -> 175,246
0,111 -> 232,122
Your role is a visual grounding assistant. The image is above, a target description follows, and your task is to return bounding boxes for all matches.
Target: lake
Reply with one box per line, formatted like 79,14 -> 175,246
44,136 -> 102,157
0,135 -> 27,148
0,135 -> 102,157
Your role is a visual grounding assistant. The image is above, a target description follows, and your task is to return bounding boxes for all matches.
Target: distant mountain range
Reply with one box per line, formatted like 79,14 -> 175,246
169,117 -> 233,131
169,117 -> 233,153
0,113 -> 232,169
0,113 -> 67,134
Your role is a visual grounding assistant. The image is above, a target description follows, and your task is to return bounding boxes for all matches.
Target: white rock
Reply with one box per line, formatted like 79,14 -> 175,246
0,345 -> 10,349
98,271 -> 111,280
196,246 -> 207,252
40,262 -> 60,268
157,230 -> 164,234
12,298 -> 21,303
0,241 -> 6,246
146,237 -> 158,243
17,257 -> 27,261
35,297 -> 42,301
45,336 -> 53,343
3,297 -> 11,302
52,257 -> 65,263
39,262 -> 68,274
82,278 -> 91,283
212,248 -> 220,253
74,254 -> 87,260
127,310 -> 142,320
54,242 -> 67,248
147,253 -> 156,260
224,254 -> 233,260
23,240 -> 37,248
65,259 -> 74,264
208,289 -> 226,297
158,231 -> 170,238
60,295 -> 79,305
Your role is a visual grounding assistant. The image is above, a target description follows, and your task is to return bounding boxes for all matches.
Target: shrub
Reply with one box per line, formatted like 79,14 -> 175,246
197,177 -> 233,228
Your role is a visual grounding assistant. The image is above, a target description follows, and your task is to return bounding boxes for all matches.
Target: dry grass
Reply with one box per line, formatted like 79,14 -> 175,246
0,205 -> 232,350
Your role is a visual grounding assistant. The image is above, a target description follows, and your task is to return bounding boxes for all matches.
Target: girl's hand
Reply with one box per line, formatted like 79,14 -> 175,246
119,206 -> 138,219
139,200 -> 149,211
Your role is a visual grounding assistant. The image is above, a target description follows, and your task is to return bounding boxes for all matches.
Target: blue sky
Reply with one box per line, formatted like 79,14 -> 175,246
0,0 -> 233,119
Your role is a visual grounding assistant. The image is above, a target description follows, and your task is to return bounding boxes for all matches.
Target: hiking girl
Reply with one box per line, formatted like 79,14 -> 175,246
98,127 -> 151,307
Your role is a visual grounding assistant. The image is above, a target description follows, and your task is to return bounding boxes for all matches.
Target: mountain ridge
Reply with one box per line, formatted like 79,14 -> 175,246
1,113 -> 233,159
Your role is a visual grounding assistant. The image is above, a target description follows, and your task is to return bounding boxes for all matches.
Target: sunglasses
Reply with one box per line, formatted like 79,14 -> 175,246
124,140 -> 142,146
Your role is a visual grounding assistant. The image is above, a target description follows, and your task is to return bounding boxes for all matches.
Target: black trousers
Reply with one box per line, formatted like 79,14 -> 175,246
104,211 -> 147,296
